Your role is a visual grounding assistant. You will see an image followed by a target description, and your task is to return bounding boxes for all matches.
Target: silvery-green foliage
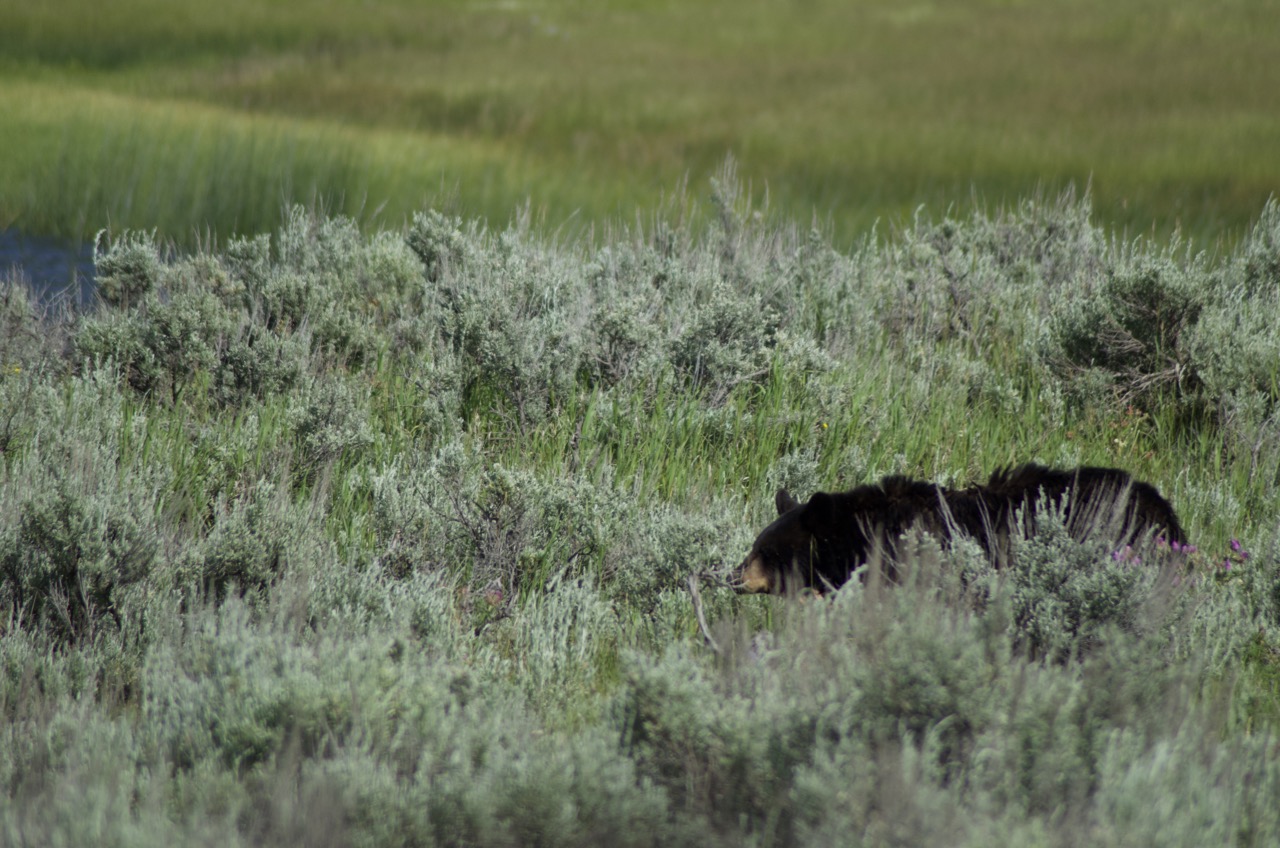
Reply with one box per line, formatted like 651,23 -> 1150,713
94,228 -> 163,309
419,223 -> 585,429
140,594 -> 670,846
844,593 -> 998,764
275,204 -> 364,281
771,328 -> 835,380
224,232 -> 273,297
765,448 -> 821,501
1004,509 -> 1165,662
670,280 -> 778,403
215,321 -> 309,407
793,640 -> 1223,845
0,627 -> 102,716
0,701 -> 189,846
1173,534 -> 1280,674
407,208 -> 475,283
0,352 -> 41,464
511,574 -> 617,712
637,588 -> 708,649
615,646 -> 743,817
139,289 -> 234,395
402,440 -> 623,600
80,241 -> 310,407
75,287 -> 237,402
588,216 -> 790,402
0,468 -> 156,641
252,268 -> 313,334
1049,246 -> 1206,407
777,228 -> 858,341
265,209 -> 421,364
615,569 -> 999,842
1237,197 -> 1280,293
313,717 -> 675,848
953,353 -> 1024,416
0,380 -> 161,642
613,537 -> 1273,845
793,733 -> 1003,848
1182,201 -> 1280,458
587,291 -> 665,387
963,658 -> 1097,817
142,597 -> 383,772
363,229 -> 426,300
859,192 -> 1104,355
179,477 -> 326,601
1091,720 -> 1280,846
0,280 -> 67,378
363,452 -> 437,579
606,503 -> 743,606
8,192 -> 1280,845
1043,201 -> 1280,455
287,374 -> 376,471
165,251 -> 239,302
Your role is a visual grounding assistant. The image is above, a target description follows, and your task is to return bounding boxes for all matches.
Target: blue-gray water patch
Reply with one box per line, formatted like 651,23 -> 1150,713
0,229 -> 96,306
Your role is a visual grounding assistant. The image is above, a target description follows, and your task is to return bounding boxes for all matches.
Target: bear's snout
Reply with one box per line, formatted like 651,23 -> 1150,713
731,553 -> 774,594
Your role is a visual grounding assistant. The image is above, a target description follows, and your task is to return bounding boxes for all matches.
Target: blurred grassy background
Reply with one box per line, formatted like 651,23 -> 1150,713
1,0 -> 1277,247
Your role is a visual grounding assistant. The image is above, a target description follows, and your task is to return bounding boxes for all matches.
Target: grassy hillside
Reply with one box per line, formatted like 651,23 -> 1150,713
3,0 -> 1279,246
2,184 -> 1279,844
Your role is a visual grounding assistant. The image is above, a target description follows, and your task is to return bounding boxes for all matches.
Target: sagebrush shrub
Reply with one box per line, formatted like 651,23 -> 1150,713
223,232 -> 273,297
287,375 -> 376,472
587,292 -> 665,387
0,281 -> 67,378
1006,518 -> 1151,662
605,503 -> 743,608
670,281 -> 778,403
74,288 -> 237,402
1050,250 -> 1206,409
180,478 -> 325,601
215,321 -> 308,407
93,228 -> 163,309
407,208 -> 474,283
0,447 -> 159,644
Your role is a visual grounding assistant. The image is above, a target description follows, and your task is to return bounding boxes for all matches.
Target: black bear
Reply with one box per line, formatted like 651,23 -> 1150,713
731,464 -> 1185,595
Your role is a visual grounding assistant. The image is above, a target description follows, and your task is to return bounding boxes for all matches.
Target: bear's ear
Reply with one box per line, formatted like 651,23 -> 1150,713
776,489 -> 801,515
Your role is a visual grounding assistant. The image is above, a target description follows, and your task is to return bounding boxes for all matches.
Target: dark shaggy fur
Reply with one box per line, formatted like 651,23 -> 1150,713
731,464 -> 1185,595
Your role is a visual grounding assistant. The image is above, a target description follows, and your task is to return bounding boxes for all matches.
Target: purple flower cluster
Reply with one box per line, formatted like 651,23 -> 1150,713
1221,538 -> 1252,571
1156,537 -> 1197,554
1131,534 -> 1259,587
1112,545 -> 1141,565
1112,535 -> 1251,585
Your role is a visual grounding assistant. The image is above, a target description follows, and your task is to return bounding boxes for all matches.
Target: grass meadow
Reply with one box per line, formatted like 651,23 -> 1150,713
2,180 -> 1280,844
2,0 -> 1279,247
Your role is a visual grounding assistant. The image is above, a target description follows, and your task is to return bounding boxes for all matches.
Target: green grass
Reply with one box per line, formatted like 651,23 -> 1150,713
3,0 -> 1279,247
0,80 -> 643,244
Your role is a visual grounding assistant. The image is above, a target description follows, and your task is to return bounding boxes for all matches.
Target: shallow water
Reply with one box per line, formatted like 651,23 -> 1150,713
0,228 -> 96,306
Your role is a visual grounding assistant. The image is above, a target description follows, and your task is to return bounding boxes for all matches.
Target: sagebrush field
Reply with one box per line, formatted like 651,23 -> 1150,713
2,180 -> 1279,845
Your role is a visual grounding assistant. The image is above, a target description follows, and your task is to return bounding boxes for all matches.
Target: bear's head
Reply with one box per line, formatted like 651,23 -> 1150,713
731,489 -> 845,594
